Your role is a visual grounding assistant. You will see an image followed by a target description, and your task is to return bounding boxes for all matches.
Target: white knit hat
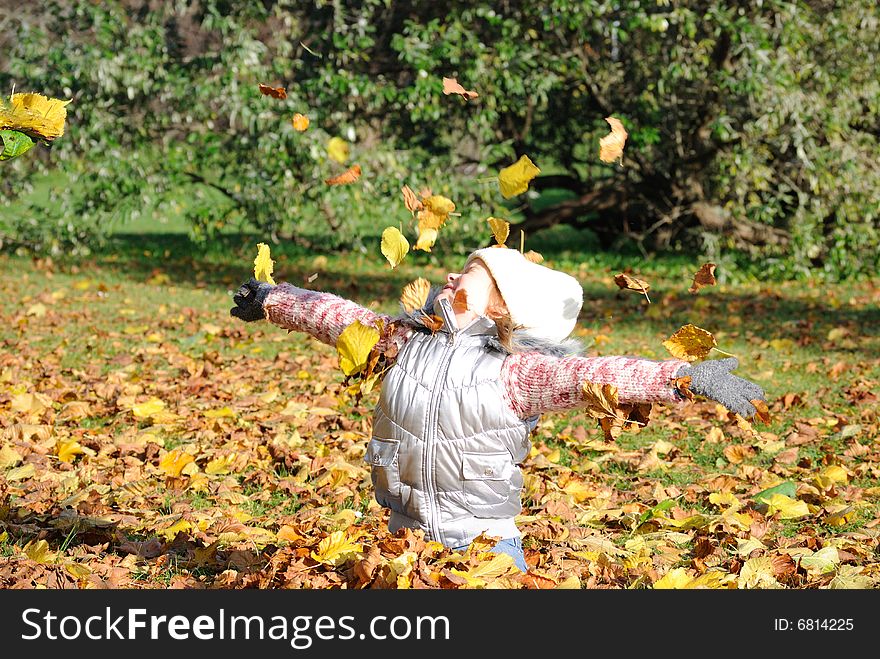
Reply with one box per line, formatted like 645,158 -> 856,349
466,247 -> 583,342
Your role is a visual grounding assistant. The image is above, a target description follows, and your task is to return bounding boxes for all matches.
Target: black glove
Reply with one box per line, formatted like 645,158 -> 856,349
230,278 -> 274,322
676,357 -> 766,418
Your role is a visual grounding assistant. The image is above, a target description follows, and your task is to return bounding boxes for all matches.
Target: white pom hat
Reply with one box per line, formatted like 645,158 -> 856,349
466,247 -> 583,342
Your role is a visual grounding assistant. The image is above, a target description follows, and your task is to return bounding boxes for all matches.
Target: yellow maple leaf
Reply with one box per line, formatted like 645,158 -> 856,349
131,398 -> 166,419
336,320 -> 380,376
498,155 -> 540,198
662,324 -> 717,361
764,493 -> 810,519
159,449 -> 195,477
56,439 -> 85,464
0,93 -> 71,141
381,226 -> 409,268
400,277 -> 431,313
487,217 -> 510,246
327,136 -> 349,164
599,116 -> 628,164
311,530 -> 363,566
254,242 -> 276,285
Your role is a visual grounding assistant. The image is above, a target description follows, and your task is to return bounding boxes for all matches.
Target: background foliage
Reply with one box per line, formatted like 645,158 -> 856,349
1,0 -> 877,279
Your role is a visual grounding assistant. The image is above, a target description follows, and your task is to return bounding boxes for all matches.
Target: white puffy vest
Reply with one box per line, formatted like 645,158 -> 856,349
364,298 -> 533,548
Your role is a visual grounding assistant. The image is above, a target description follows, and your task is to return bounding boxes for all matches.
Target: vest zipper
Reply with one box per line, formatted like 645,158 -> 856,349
424,299 -> 458,543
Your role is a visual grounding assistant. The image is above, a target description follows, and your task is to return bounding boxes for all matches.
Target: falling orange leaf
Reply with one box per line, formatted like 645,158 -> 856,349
401,185 -> 424,213
689,263 -> 717,294
599,116 -> 628,164
259,83 -> 287,99
325,164 -> 362,186
291,113 -> 310,131
442,77 -> 479,100
400,278 -> 431,313
452,289 -> 469,315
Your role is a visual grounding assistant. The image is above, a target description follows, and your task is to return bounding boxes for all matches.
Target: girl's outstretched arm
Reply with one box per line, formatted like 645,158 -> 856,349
500,352 -> 688,419
231,278 -> 410,349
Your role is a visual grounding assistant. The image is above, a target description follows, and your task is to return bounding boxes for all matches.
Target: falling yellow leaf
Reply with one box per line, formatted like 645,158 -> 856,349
381,226 -> 409,268
417,195 -> 456,230
327,136 -> 349,164
254,242 -> 276,285
498,155 -> 540,198
581,381 -> 620,419
159,450 -> 195,478
311,530 -> 363,566
23,539 -> 56,564
291,113 -> 309,131
0,93 -> 71,141
415,226 -> 439,252
599,116 -> 628,164
662,324 -> 717,361
487,217 -> 510,246
336,320 -> 380,376
56,439 -> 85,464
764,493 -> 810,519
400,278 -> 431,313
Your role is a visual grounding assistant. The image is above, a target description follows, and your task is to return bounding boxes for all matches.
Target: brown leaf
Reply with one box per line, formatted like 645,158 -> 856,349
671,375 -> 694,400
401,185 -> 424,213
400,278 -> 431,313
752,399 -> 771,424
689,263 -> 717,294
614,273 -> 651,303
442,77 -> 479,100
599,116 -> 628,164
523,250 -> 544,264
581,381 -> 620,419
324,164 -> 361,186
258,83 -> 287,99
723,444 -> 756,464
452,289 -> 468,315
421,314 -> 444,333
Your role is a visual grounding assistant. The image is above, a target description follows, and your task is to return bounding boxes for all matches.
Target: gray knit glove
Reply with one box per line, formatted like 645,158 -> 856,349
676,357 -> 765,417
230,278 -> 274,322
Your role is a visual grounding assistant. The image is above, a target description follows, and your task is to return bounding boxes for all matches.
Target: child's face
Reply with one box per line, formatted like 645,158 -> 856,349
434,258 -> 496,327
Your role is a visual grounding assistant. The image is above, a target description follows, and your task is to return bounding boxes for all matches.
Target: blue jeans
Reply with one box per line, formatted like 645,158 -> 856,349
453,537 -> 528,573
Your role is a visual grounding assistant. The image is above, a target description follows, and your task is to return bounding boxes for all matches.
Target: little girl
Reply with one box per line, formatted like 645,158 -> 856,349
230,247 -> 765,572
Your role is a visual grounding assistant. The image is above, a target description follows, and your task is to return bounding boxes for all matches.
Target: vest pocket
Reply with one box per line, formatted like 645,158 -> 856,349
461,451 -> 514,510
364,438 -> 402,508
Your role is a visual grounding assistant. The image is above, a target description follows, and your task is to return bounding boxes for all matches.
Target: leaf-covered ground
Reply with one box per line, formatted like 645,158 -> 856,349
1,245 -> 879,589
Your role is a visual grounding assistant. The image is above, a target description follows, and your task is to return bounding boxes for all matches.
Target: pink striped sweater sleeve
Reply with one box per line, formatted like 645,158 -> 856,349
263,283 -> 410,349
500,353 -> 689,419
